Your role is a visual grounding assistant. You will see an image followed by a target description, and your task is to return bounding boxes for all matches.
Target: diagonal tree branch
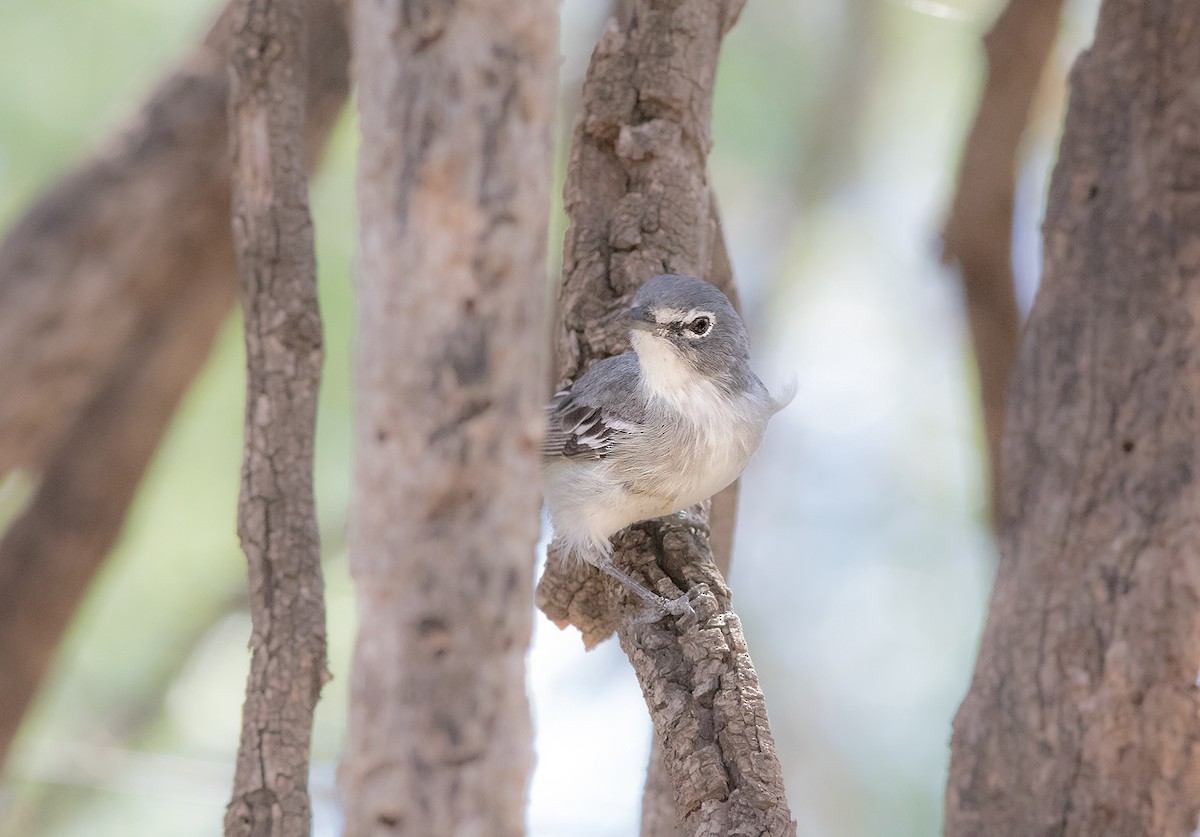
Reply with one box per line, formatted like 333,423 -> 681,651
0,0 -> 350,769
222,0 -> 328,833
535,1 -> 795,832
942,0 -> 1065,522
0,1 -> 348,479
0,269 -> 234,769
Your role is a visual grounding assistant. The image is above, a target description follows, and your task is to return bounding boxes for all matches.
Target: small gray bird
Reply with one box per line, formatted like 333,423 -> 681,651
542,274 -> 790,614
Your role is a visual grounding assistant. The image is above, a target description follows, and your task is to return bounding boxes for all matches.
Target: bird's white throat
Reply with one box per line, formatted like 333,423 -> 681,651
631,330 -> 693,390
629,329 -> 764,510
631,330 -> 725,418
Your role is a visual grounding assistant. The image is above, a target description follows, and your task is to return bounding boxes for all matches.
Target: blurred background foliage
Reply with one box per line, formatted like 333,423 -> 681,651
0,0 -> 1099,834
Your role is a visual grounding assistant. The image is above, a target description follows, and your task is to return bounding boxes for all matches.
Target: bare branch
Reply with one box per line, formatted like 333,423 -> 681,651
536,1 -> 795,832
0,1 -> 348,477
942,0 -> 1065,521
339,0 -> 558,832
0,273 -> 233,767
222,0 -> 328,833
0,0 -> 350,768
619,517 -> 792,835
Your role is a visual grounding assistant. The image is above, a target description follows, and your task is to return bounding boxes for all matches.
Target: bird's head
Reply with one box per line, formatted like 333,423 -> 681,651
622,274 -> 751,394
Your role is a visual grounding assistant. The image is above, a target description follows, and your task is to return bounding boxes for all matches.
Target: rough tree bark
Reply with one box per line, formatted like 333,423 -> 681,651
0,0 -> 350,768
338,0 -> 557,833
942,0 -> 1064,521
534,2 -> 795,833
945,1 -> 1200,834
223,0 -> 327,834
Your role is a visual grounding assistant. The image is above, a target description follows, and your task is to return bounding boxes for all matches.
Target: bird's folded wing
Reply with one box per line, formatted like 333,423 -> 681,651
542,387 -> 643,460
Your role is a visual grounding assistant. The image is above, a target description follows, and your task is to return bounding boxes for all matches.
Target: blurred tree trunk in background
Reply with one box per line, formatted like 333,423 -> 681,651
223,0 -> 328,834
942,0 -> 1064,523
0,0 -> 350,769
945,0 -> 1200,833
337,0 -> 557,833
535,1 -> 795,833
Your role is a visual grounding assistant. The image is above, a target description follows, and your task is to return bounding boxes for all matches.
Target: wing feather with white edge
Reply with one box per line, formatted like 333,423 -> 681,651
542,388 -> 641,460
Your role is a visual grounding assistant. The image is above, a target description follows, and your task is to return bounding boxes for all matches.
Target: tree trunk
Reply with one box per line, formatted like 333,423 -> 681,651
0,0 -> 350,769
535,2 -> 795,833
223,0 -> 328,834
944,1 -> 1200,833
338,0 -> 557,833
942,0 -> 1064,523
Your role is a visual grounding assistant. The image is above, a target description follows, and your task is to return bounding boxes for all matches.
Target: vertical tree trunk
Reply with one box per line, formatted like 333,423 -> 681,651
942,0 -> 1064,522
535,2 -> 795,833
223,0 -> 328,835
945,1 -> 1200,834
0,0 -> 350,769
339,0 -> 557,833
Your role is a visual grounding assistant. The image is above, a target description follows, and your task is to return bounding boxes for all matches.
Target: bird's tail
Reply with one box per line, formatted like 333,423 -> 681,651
770,375 -> 798,414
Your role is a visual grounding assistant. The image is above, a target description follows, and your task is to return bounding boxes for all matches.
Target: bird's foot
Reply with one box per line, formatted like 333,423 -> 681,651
593,559 -> 694,623
626,591 -> 695,625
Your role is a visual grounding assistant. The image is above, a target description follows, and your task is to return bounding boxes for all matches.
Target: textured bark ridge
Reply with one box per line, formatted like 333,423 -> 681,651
223,0 -> 328,834
0,0 -> 350,768
339,0 -> 557,833
535,1 -> 795,833
942,0 -> 1064,521
618,517 -> 794,836
945,1 -> 1200,834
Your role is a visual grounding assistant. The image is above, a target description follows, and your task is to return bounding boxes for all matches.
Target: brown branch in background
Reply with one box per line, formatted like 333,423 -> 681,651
942,0 -> 1064,522
0,2 -> 347,478
0,274 -> 233,770
2,585 -> 251,834
640,735 -> 682,837
945,0 -> 1200,832
222,0 -> 328,834
0,0 -> 350,769
535,1 -> 795,832
338,0 -> 557,832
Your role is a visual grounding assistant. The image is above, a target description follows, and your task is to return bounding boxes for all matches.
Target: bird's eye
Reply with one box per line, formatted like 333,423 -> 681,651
687,316 -> 712,336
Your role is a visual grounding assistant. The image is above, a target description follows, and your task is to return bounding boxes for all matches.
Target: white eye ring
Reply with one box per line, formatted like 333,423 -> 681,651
685,314 -> 714,337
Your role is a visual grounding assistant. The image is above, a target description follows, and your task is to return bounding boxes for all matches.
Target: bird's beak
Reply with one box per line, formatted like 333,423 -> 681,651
623,305 -> 659,332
